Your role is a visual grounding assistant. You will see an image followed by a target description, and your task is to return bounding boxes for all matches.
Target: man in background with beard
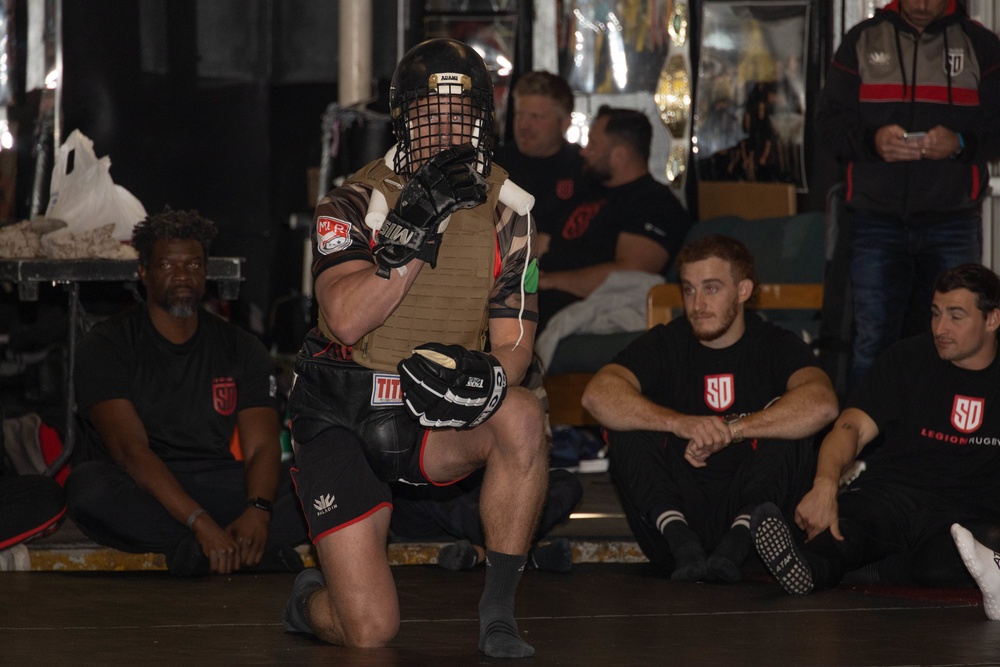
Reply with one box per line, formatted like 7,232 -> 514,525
535,105 -> 691,332
65,208 -> 307,576
582,235 -> 838,582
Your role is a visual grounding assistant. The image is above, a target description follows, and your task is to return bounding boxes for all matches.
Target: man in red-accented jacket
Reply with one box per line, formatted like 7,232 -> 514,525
817,0 -> 1000,390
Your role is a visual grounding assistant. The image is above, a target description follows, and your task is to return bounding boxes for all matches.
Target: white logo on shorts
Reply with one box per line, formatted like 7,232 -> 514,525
313,494 -> 337,515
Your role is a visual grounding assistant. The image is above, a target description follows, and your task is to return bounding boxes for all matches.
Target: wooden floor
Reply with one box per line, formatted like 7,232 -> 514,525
5,472 -> 1000,665
1,564 -> 998,666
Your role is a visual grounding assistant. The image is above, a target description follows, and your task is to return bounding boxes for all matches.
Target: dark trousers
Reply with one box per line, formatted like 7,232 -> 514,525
0,475 -> 66,550
848,212 -> 981,390
609,429 -> 814,570
390,468 -> 583,546
800,478 -> 1000,588
64,459 -> 308,557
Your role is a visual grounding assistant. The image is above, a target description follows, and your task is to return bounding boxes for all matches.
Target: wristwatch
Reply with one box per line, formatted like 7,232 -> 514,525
244,497 -> 274,514
725,415 -> 745,444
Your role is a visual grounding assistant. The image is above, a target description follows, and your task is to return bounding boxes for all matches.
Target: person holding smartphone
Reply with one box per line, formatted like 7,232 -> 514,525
816,0 -> 1000,391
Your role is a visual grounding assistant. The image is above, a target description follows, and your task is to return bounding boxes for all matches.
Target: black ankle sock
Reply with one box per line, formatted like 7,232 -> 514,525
438,540 -> 479,571
707,522 -> 751,582
660,519 -> 708,581
253,545 -> 305,573
167,534 -> 209,577
529,538 -> 572,572
479,551 -> 534,658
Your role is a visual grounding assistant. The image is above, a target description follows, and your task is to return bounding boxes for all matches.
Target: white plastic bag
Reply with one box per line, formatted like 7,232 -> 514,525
45,129 -> 147,242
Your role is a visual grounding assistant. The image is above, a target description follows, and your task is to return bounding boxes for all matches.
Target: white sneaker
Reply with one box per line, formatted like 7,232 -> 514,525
0,544 -> 31,572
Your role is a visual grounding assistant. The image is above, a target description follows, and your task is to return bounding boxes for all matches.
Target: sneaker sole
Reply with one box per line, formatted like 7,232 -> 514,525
753,513 -> 813,595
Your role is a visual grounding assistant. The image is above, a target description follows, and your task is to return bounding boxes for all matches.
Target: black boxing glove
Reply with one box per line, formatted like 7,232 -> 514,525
397,343 -> 507,429
373,143 -> 487,276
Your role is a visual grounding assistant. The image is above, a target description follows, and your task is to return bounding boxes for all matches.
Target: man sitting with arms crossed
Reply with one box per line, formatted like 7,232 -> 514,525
282,38 -> 546,658
752,263 -> 1000,617
582,235 -> 838,581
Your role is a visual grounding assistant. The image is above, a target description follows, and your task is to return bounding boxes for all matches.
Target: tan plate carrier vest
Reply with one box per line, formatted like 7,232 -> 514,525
317,159 -> 509,373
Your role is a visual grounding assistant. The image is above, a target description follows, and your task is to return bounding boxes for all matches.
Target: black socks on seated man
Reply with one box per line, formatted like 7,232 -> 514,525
659,510 -> 755,583
751,502 -> 814,595
659,513 -> 708,581
707,516 -> 752,583
479,550 -> 534,658
438,539 -> 480,571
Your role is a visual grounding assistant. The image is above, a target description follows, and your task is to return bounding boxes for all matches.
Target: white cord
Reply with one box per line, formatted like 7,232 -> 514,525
497,179 -> 536,352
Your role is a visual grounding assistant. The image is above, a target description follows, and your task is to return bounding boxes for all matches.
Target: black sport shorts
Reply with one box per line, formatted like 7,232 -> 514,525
288,333 -> 461,541
290,426 -> 396,543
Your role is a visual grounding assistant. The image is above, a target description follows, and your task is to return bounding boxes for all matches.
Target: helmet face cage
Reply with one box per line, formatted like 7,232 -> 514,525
390,41 -> 495,177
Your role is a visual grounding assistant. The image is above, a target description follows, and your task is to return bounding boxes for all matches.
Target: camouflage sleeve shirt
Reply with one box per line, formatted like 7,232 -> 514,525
310,166 -> 538,324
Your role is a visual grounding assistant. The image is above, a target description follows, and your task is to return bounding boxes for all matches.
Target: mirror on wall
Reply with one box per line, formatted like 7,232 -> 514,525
1,0 -> 61,223
692,1 -> 810,191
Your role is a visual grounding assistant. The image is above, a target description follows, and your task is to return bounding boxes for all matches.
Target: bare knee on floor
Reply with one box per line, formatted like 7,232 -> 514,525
338,609 -> 400,648
309,579 -> 400,648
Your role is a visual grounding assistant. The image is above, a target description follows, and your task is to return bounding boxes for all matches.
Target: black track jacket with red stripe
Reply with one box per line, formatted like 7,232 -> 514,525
817,0 -> 1000,224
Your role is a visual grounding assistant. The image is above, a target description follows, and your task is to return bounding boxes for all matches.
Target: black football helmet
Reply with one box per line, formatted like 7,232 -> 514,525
389,38 -> 495,177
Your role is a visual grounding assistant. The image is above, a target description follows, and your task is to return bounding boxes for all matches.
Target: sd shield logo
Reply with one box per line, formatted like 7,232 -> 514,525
704,374 -> 735,412
556,178 -> 575,200
213,378 -> 237,416
951,394 -> 984,433
945,48 -> 965,77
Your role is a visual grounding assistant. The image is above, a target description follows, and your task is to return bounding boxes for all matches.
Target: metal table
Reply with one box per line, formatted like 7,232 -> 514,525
0,257 -> 244,476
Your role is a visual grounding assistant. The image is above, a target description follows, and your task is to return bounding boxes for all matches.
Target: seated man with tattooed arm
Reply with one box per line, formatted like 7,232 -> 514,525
750,263 -> 1000,617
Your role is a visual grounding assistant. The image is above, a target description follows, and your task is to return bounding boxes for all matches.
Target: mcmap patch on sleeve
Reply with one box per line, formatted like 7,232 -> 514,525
317,216 -> 353,255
